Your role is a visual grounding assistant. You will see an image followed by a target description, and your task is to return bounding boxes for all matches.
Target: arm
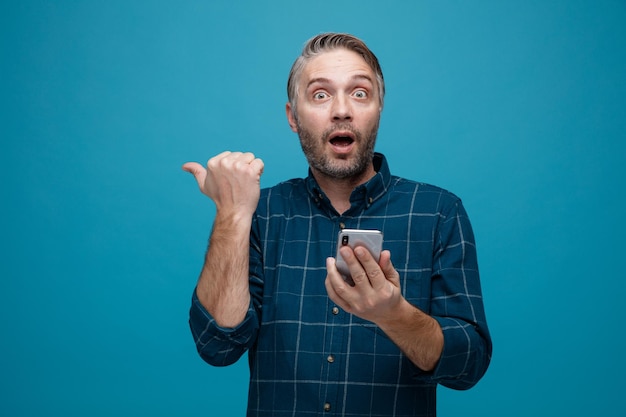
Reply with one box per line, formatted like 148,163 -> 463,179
183,151 -> 264,328
325,201 -> 491,387
195,209 -> 252,327
427,199 -> 491,388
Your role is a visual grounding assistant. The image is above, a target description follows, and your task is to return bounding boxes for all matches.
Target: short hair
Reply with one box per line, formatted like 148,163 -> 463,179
287,33 -> 385,117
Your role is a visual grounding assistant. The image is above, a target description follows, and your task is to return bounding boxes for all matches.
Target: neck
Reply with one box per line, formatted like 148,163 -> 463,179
311,163 -> 376,215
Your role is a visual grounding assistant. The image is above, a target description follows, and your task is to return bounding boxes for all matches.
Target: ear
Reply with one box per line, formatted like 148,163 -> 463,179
285,103 -> 298,133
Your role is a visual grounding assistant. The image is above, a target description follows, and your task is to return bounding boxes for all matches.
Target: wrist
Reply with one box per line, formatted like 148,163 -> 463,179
376,296 -> 414,330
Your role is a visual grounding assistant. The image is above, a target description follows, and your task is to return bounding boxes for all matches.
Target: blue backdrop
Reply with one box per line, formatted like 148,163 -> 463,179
2,1 -> 625,416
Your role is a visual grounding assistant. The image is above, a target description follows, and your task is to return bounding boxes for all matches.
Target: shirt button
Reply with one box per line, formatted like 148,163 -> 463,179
324,402 -> 331,412
327,354 -> 335,363
339,222 -> 345,229
332,306 -> 339,315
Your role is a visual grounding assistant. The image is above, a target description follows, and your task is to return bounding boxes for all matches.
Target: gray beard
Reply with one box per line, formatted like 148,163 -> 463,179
298,122 -> 379,180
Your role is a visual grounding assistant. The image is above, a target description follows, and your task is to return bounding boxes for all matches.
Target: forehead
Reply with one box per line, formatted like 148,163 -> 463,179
300,48 -> 375,84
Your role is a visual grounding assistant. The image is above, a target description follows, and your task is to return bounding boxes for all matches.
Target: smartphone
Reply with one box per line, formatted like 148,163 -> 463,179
335,229 -> 383,281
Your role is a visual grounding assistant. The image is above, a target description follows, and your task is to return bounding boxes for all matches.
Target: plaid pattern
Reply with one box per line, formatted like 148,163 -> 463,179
190,153 -> 491,416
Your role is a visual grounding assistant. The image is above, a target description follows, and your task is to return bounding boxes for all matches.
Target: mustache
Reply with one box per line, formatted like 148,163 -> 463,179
322,123 -> 360,140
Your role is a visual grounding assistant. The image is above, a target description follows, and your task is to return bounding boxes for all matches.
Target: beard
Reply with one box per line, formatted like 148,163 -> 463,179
297,120 -> 379,180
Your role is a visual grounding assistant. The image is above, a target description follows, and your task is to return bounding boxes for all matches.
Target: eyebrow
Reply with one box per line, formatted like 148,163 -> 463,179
306,74 -> 375,90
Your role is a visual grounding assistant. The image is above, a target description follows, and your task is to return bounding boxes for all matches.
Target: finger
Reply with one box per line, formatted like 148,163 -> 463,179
325,257 -> 352,312
340,246 -> 371,288
182,161 -> 202,174
181,162 -> 207,189
324,272 -> 341,306
240,152 -> 256,163
378,250 -> 401,287
233,153 -> 264,176
207,151 -> 234,171
325,257 -> 345,290
250,158 -> 265,177
216,152 -> 263,176
215,151 -> 233,160
353,246 -> 386,289
237,153 -> 264,176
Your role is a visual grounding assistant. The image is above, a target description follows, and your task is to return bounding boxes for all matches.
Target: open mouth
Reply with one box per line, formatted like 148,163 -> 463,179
328,130 -> 356,149
329,136 -> 355,147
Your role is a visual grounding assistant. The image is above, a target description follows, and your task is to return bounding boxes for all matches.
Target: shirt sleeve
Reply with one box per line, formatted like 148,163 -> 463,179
428,197 -> 492,390
188,215 -> 264,368
188,289 -> 259,367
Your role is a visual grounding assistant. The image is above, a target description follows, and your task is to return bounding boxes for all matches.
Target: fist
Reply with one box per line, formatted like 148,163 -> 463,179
183,151 -> 264,214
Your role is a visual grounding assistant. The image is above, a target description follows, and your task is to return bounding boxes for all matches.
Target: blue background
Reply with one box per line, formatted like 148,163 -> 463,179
2,1 -> 625,416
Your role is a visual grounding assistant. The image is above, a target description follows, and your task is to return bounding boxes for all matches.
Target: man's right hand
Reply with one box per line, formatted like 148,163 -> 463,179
182,151 -> 265,216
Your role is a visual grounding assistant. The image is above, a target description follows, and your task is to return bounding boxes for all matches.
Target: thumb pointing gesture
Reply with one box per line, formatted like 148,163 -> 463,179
182,151 -> 264,215
182,161 -> 209,196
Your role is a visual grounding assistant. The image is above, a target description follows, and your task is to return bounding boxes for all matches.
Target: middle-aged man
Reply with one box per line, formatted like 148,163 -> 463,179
183,32 -> 492,416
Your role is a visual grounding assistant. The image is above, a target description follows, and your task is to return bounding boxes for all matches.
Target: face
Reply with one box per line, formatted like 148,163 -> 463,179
286,49 -> 382,181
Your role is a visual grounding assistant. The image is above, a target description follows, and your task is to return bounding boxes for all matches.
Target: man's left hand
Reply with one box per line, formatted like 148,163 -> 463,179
325,247 -> 402,324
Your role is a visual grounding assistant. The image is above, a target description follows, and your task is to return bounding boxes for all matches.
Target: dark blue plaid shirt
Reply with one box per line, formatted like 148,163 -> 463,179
190,153 -> 492,417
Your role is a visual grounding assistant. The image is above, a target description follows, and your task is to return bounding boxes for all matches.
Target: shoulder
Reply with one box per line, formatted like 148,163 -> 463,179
260,178 -> 307,199
389,175 -> 463,211
256,178 -> 309,216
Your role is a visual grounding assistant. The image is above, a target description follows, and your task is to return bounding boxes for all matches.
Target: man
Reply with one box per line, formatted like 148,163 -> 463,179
183,33 -> 491,416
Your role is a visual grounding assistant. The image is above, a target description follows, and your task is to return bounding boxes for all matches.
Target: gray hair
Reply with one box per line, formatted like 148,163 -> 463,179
287,33 -> 385,118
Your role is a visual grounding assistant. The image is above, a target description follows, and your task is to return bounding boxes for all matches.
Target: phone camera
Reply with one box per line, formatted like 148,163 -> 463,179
341,235 -> 349,246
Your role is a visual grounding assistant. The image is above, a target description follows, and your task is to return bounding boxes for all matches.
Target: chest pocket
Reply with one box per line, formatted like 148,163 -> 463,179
381,233 -> 432,311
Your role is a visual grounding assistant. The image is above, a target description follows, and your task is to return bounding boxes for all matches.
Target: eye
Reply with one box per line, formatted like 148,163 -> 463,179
313,91 -> 329,100
353,89 -> 368,99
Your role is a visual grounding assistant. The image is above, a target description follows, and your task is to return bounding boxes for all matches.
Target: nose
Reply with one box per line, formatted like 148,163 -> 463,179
332,94 -> 352,122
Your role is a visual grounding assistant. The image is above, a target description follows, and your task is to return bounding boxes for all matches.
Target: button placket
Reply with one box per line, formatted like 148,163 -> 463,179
323,283 -> 345,414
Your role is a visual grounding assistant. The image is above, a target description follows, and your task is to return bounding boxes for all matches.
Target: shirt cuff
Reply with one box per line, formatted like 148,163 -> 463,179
189,288 -> 257,366
429,316 -> 485,389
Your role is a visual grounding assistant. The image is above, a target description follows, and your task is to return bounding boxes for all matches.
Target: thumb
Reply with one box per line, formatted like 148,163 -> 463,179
181,162 -> 207,190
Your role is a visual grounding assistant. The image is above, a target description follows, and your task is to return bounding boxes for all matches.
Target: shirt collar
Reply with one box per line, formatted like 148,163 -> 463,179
305,152 -> 392,213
